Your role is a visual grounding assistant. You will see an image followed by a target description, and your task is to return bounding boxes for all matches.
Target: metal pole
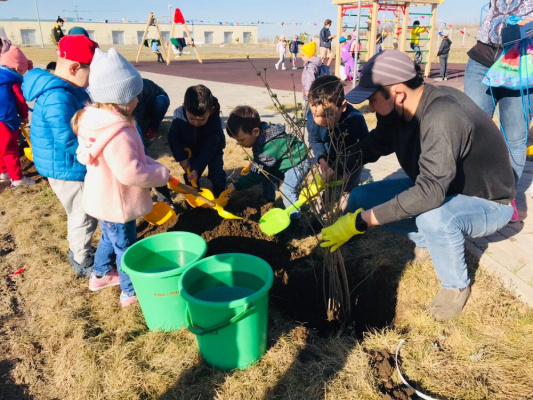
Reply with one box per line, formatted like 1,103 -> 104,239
353,0 -> 362,88
192,20 -> 195,61
33,0 -> 44,48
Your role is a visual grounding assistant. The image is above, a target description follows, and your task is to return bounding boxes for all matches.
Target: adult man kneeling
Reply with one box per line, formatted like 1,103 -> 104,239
320,50 -> 515,321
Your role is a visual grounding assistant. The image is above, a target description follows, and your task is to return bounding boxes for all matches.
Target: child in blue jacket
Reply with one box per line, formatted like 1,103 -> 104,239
22,35 -> 99,278
167,85 -> 226,196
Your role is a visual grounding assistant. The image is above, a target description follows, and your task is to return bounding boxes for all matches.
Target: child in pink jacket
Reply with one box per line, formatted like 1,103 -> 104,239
73,48 -> 169,307
275,35 -> 287,70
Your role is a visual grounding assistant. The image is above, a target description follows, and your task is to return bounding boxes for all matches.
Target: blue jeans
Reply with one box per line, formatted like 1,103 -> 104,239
262,159 -> 311,217
93,220 -> 137,296
147,94 -> 170,132
464,58 -> 533,188
410,43 -> 422,63
347,178 -> 513,289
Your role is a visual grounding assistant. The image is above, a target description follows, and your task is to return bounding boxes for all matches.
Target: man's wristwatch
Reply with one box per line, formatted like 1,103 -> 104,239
355,212 -> 368,232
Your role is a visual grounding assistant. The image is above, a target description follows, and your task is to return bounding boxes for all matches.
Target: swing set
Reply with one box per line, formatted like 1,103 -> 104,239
333,0 -> 443,78
135,9 -> 203,65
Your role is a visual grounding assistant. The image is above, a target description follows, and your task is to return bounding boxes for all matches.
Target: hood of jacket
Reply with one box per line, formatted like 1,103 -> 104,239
307,56 -> 322,68
76,107 -> 133,165
22,68 -> 82,102
0,66 -> 22,86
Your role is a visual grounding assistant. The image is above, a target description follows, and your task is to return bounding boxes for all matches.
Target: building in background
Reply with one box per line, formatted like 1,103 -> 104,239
0,19 -> 258,46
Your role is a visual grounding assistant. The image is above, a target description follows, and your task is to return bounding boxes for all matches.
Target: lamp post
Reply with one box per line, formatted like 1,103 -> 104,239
33,0 -> 45,48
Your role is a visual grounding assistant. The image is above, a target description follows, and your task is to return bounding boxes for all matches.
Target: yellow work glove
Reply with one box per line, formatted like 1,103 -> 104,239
320,208 -> 365,252
300,173 -> 325,200
215,188 -> 231,207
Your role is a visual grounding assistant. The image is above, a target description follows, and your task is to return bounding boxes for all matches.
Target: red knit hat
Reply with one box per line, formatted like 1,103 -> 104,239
58,35 -> 99,64
0,46 -> 29,74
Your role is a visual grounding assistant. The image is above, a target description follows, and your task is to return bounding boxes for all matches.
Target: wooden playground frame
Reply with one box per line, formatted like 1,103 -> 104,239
332,0 -> 444,78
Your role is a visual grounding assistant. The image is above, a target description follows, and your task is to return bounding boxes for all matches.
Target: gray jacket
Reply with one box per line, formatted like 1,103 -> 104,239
301,56 -> 322,99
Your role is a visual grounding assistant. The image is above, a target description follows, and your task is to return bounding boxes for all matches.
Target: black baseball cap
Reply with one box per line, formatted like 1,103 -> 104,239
346,50 -> 418,104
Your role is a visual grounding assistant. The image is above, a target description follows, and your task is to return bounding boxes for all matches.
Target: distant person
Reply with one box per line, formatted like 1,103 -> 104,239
340,36 -> 355,81
167,84 -> 226,197
301,41 -> 322,113
68,26 -> 90,37
73,48 -> 169,308
275,35 -> 287,70
319,19 -> 336,74
224,105 -> 309,220
0,46 -> 35,187
410,20 -> 427,64
289,35 -> 304,69
464,0 -> 533,222
53,16 -> 65,45
375,33 -> 384,54
151,40 -> 164,63
22,35 -> 99,278
435,34 -> 452,81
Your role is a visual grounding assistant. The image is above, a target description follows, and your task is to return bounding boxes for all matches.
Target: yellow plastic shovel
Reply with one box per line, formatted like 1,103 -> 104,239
184,166 -> 216,209
168,176 -> 242,220
144,202 -> 177,225
259,174 -> 342,236
20,124 -> 33,161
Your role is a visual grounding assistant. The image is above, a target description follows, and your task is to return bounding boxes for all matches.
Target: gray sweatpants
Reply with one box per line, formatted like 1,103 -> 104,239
439,55 -> 448,78
48,178 -> 97,264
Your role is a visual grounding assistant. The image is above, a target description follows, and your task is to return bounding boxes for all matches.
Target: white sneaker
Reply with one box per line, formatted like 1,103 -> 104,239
282,66 -> 286,70
292,66 -> 297,70
0,172 -> 9,182
11,177 -> 35,188
275,64 -> 279,70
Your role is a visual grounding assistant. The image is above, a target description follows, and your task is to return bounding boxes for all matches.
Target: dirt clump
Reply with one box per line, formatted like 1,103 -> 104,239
368,349 -> 415,400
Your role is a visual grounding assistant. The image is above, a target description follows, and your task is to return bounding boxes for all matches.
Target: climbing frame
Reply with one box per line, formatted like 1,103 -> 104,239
333,0 -> 444,78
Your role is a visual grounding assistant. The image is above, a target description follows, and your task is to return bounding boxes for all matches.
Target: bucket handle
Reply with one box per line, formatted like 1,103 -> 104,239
185,302 -> 254,336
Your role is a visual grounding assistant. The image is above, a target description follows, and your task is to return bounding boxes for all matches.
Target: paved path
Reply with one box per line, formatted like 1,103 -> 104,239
136,58 -> 467,93
140,66 -> 533,308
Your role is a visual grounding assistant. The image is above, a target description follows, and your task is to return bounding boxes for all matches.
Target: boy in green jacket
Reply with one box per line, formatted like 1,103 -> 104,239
224,105 -> 310,219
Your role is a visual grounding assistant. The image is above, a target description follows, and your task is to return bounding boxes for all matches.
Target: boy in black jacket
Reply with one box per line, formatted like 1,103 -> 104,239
436,34 -> 452,81
167,85 -> 226,196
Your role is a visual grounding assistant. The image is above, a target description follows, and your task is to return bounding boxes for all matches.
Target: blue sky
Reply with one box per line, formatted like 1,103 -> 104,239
2,0 -> 489,39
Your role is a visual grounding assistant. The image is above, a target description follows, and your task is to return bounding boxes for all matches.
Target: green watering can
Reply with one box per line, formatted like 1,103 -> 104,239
258,174 -> 341,236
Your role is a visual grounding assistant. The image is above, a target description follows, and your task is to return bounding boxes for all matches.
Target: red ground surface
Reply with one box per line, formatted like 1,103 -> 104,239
135,58 -> 467,93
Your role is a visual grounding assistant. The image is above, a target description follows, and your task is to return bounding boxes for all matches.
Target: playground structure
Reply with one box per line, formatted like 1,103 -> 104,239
135,9 -> 202,65
136,13 -> 167,64
333,0 -> 444,79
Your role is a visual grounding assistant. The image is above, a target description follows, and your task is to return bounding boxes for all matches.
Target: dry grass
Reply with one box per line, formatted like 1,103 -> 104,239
2,55 -> 533,397
1,113 -> 532,399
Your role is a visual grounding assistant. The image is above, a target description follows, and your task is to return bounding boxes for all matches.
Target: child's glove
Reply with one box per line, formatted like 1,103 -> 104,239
215,188 -> 232,207
320,208 -> 365,252
300,173 -> 325,200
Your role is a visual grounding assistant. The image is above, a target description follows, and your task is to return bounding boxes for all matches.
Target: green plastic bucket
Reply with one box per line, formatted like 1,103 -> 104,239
121,232 -> 207,331
178,253 -> 273,370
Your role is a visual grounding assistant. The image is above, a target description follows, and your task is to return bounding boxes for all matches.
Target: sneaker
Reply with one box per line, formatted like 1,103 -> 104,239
443,77 -> 448,81
401,246 -> 431,265
429,286 -> 471,321
434,77 -> 444,81
120,291 -> 138,308
89,269 -> 120,292
510,199 -> 520,223
275,64 -> 279,70
282,66 -> 286,70
0,172 -> 9,182
292,66 -> 297,70
11,177 -> 35,187
68,250 -> 94,279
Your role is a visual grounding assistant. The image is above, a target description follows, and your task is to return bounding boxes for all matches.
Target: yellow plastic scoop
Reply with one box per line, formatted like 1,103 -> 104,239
144,202 -> 177,225
168,176 -> 242,220
20,124 -> 33,161
184,166 -> 216,208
